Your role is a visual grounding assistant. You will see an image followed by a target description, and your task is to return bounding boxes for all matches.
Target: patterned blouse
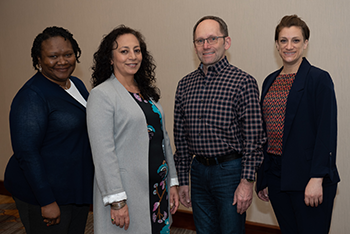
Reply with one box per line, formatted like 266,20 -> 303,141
263,73 -> 296,155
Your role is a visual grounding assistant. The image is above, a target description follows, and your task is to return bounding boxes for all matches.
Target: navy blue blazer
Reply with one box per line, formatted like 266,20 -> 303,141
257,58 -> 340,191
4,72 -> 94,206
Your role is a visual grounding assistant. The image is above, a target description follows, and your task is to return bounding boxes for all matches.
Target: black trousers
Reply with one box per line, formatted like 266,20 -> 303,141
267,155 -> 337,234
14,197 -> 90,234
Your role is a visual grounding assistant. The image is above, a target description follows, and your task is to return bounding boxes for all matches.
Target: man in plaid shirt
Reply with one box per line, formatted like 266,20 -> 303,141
174,15 -> 266,233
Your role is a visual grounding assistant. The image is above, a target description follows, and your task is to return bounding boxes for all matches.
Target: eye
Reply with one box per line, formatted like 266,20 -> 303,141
65,53 -> 73,58
196,39 -> 204,44
293,39 -> 300,43
134,49 -> 141,54
49,55 -> 57,59
121,50 -> 128,54
209,37 -> 218,42
280,39 -> 287,43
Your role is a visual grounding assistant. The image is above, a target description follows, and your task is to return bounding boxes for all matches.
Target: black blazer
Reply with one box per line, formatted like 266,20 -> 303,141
257,58 -> 340,191
5,72 -> 94,206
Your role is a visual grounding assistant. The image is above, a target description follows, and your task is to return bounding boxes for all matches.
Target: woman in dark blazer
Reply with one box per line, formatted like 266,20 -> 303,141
256,15 -> 340,234
4,26 -> 94,234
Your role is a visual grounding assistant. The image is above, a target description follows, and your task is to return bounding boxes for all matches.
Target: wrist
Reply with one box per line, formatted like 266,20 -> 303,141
110,200 -> 127,210
241,178 -> 254,187
310,177 -> 323,184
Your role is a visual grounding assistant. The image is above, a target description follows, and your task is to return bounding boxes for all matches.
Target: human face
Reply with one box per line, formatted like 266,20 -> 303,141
38,36 -> 76,85
111,34 -> 142,79
194,19 -> 231,73
276,26 -> 308,69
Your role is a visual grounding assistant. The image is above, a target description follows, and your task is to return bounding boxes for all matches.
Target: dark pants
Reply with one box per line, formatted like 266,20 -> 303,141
191,157 -> 245,234
267,155 -> 337,234
13,197 -> 90,234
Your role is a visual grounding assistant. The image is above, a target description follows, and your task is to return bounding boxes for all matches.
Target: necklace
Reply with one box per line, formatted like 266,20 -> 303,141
60,79 -> 71,90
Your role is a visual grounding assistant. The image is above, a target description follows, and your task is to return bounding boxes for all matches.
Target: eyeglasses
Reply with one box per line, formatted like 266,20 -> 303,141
193,36 -> 226,46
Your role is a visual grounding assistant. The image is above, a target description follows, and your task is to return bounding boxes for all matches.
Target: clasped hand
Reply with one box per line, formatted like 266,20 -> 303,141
41,201 -> 61,226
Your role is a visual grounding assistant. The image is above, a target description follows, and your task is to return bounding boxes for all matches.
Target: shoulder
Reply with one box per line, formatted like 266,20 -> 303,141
298,58 -> 332,84
228,64 -> 256,81
91,77 -> 116,93
262,69 -> 281,88
307,64 -> 334,89
222,64 -> 259,90
70,76 -> 86,88
89,77 -> 123,105
13,73 -> 48,102
309,65 -> 331,79
266,69 -> 281,79
178,69 -> 201,86
70,76 -> 89,95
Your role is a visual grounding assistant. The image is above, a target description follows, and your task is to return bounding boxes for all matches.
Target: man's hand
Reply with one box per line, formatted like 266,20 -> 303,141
170,186 -> 180,214
305,178 -> 323,207
178,185 -> 191,208
233,179 -> 254,214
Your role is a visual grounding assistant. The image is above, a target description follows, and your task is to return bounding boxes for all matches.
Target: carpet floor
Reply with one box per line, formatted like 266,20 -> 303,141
0,195 -> 195,234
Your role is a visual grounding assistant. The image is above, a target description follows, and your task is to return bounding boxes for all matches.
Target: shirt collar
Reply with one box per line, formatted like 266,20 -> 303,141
198,56 -> 229,75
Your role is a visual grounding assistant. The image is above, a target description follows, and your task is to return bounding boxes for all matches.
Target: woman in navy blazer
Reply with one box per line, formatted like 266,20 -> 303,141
256,15 -> 340,234
4,27 -> 94,234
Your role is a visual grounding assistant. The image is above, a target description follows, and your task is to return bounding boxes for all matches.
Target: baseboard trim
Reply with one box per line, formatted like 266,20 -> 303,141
172,210 -> 196,230
172,210 -> 281,233
245,220 -> 281,234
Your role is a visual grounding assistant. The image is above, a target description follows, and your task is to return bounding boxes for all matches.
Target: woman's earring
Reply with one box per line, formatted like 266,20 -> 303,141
38,65 -> 42,72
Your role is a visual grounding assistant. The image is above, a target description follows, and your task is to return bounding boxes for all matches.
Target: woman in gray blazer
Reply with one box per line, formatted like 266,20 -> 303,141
87,25 -> 179,234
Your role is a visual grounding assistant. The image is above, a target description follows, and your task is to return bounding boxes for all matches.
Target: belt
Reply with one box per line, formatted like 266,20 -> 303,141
195,152 -> 242,166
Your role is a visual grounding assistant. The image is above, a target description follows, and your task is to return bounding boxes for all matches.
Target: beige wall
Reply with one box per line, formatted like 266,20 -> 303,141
1,0 -> 349,232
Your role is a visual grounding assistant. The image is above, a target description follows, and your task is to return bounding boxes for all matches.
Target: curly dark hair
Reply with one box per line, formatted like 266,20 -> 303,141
31,26 -> 81,71
91,25 -> 160,101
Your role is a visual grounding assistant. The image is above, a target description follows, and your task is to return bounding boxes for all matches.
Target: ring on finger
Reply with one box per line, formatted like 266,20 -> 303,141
111,218 -> 114,222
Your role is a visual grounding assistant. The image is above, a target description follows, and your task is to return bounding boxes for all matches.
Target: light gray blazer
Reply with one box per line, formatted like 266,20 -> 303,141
87,74 -> 178,234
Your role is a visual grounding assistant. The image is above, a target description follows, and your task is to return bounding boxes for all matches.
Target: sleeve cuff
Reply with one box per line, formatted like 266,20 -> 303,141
102,192 -> 127,206
170,178 -> 179,187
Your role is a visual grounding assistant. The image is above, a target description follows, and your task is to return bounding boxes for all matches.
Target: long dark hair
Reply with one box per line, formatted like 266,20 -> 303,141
91,25 -> 160,101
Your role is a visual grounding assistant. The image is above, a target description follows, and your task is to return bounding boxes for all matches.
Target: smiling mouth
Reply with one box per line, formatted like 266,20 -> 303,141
203,52 -> 214,56
56,67 -> 70,72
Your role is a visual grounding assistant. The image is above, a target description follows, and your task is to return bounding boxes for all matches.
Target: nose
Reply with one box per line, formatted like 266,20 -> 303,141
58,56 -> 68,64
203,39 -> 211,49
129,51 -> 136,60
286,41 -> 293,49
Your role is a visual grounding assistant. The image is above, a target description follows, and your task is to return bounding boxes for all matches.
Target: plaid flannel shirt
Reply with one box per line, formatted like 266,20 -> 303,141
174,57 -> 266,186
